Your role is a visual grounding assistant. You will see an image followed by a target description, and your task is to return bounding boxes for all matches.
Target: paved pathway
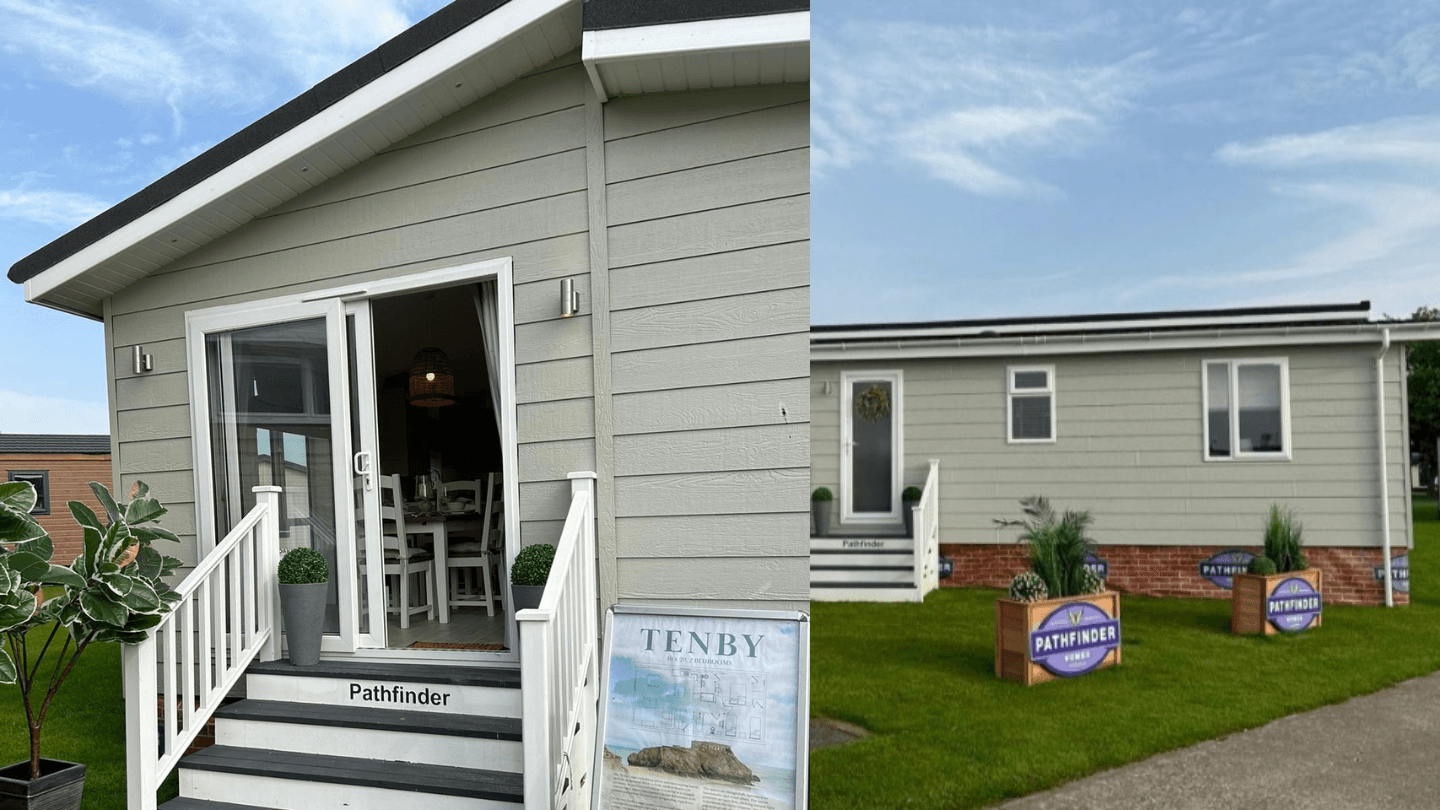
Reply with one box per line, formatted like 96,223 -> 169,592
998,670 -> 1440,810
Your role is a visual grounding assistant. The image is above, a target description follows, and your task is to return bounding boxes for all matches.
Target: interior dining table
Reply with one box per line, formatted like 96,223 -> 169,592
403,505 -> 483,625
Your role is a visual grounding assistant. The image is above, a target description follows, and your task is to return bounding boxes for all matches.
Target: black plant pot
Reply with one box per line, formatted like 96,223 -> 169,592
0,758 -> 85,810
280,582 -> 328,666
511,584 -> 546,611
812,501 -> 832,537
903,500 -> 919,537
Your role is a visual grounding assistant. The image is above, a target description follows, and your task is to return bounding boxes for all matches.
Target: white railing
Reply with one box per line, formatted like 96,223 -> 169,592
518,472 -> 599,810
913,460 -> 941,598
123,486 -> 282,810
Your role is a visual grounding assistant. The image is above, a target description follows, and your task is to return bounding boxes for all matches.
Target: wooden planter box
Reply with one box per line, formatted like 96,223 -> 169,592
995,590 -> 1121,686
1232,569 -> 1323,635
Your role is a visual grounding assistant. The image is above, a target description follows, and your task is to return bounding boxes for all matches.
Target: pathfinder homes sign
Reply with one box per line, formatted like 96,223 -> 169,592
1199,549 -> 1257,589
1029,601 -> 1120,678
1083,553 -> 1108,580
1373,554 -> 1410,593
1267,577 -> 1323,633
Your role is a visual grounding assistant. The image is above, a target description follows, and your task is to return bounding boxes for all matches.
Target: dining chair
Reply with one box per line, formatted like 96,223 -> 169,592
443,475 -> 498,616
359,474 -> 435,629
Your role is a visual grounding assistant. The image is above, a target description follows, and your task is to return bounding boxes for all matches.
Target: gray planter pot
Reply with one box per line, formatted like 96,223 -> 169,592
0,758 -> 85,810
903,500 -> 919,538
812,501 -> 832,537
512,584 -> 546,611
279,582 -> 328,666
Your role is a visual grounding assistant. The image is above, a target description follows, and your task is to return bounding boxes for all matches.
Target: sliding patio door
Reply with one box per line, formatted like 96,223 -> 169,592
191,298 -> 384,653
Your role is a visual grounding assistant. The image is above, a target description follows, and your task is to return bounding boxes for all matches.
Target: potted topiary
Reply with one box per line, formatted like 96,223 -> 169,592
993,496 -> 1120,685
901,486 -> 922,537
811,487 -> 833,537
277,547 -> 329,666
1,480 -> 182,810
1232,505 -> 1322,635
511,543 -> 556,611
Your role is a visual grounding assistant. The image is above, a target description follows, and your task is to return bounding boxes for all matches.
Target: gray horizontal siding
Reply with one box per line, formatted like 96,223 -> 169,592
813,344 -> 1411,550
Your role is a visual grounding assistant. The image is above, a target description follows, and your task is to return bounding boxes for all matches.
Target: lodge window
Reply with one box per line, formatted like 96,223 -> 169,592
1007,365 -> 1055,443
7,470 -> 50,515
1204,358 -> 1290,460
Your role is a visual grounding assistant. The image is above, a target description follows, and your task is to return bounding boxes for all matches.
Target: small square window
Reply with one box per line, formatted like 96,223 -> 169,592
1008,366 -> 1056,443
1204,359 -> 1289,460
7,471 -> 50,515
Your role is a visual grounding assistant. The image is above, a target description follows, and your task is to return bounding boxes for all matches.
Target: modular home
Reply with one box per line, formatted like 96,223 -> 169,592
809,302 -> 1439,606
9,1 -> 810,808
0,433 -> 112,567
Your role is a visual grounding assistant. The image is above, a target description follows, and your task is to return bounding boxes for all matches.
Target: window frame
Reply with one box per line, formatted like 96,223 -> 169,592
7,470 -> 51,515
1201,357 -> 1292,462
1006,364 -> 1057,444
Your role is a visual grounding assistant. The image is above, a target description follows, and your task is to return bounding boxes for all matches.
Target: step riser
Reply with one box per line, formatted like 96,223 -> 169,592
247,674 -> 521,718
811,538 -> 914,552
811,553 -> 915,567
811,587 -> 921,602
215,719 -> 523,772
180,770 -> 520,810
811,568 -> 914,583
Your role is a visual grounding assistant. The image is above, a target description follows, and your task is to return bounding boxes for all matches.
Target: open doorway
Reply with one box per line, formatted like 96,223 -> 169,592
365,283 -> 509,652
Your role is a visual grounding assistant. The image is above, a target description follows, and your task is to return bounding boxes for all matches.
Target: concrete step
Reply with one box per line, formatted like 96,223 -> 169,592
809,552 -> 915,568
179,747 -> 523,810
810,584 -> 922,602
810,537 -> 914,553
811,567 -> 913,584
245,659 -> 521,718
214,699 -> 522,772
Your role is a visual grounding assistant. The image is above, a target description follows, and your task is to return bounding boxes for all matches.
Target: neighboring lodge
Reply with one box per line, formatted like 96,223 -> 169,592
0,433 -> 112,566
811,302 -> 1440,606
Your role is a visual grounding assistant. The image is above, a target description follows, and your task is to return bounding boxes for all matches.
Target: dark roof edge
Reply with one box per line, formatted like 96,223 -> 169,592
810,301 -> 1372,334
0,434 -> 112,454
583,0 -> 808,31
8,0 -> 510,285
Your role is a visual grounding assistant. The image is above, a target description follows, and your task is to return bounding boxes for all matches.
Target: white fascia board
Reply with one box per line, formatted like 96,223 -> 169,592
24,0 -> 576,308
582,10 -> 809,100
810,322 -> 1440,362
813,309 -> 1372,343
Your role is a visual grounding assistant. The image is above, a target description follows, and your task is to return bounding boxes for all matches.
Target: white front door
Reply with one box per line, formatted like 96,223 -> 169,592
190,298 -> 376,652
840,370 -> 903,524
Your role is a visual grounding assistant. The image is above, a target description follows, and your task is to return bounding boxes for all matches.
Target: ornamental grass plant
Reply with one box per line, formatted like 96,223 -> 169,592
998,496 -> 1101,599
1260,504 -> 1308,573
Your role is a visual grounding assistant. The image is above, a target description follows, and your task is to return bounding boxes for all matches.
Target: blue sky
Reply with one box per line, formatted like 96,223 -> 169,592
0,0 -> 451,434
813,0 -> 1440,325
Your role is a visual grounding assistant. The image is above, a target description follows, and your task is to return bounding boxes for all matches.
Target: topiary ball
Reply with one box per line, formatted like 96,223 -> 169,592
1009,570 -> 1048,603
1247,556 -> 1278,576
902,486 -> 923,502
512,543 -> 557,586
812,487 -> 834,502
278,547 -> 329,585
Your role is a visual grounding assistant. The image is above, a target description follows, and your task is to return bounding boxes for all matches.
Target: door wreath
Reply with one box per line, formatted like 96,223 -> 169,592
855,384 -> 891,422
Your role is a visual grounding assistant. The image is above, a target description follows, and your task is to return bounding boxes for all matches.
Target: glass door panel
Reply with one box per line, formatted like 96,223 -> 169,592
841,372 -> 902,523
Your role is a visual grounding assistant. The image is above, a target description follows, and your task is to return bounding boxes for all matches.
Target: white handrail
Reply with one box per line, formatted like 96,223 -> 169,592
518,471 -> 599,810
913,460 -> 941,598
124,486 -> 282,810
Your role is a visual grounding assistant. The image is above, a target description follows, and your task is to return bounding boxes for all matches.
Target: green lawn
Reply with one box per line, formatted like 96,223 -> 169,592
810,496 -> 1440,810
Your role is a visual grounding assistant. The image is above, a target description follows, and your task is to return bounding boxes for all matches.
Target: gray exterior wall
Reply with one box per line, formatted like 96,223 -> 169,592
102,51 -> 808,611
811,343 -> 1411,550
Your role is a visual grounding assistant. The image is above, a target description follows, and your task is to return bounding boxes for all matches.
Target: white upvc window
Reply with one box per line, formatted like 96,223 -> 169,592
1203,358 -> 1292,461
1007,365 -> 1056,443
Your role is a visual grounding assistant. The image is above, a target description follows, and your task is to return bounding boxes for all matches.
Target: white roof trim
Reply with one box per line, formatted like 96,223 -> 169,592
582,11 -> 810,101
24,0 -> 577,314
811,321 -> 1440,362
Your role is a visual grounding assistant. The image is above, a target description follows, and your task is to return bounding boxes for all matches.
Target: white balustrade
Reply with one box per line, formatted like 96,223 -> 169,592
124,486 -> 282,810
913,460 -> 941,598
518,472 -> 599,810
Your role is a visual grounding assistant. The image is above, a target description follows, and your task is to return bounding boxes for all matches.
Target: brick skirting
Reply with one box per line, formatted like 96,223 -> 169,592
940,543 -> 1409,606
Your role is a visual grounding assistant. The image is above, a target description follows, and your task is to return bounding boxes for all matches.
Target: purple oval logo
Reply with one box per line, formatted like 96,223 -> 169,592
1199,549 -> 1257,589
1266,577 -> 1322,633
1029,601 -> 1120,677
1373,555 -> 1409,594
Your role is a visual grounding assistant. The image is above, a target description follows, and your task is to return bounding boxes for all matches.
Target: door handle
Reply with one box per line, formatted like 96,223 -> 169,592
353,451 -> 373,491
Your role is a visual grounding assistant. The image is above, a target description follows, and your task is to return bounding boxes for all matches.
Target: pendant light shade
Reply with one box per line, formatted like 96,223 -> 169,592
408,347 -> 456,407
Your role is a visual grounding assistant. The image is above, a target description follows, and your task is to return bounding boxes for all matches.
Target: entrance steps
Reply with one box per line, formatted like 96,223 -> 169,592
810,534 -> 923,602
161,659 -> 525,810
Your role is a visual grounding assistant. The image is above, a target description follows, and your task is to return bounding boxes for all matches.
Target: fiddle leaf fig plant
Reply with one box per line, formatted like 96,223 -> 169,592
1,480 -> 183,780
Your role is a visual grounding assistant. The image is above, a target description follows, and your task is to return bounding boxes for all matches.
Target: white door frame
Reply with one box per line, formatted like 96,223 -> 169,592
185,256 -> 520,662
839,369 -> 904,524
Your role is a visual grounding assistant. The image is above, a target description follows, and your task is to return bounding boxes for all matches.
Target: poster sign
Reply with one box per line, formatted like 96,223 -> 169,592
1028,601 -> 1120,678
594,606 -> 810,810
1199,549 -> 1257,589
1083,553 -> 1109,580
1267,577 -> 1322,633
1373,555 -> 1410,593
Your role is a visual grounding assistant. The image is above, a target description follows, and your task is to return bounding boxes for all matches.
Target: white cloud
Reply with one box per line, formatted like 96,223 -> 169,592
812,21 -> 1147,198
0,178 -> 108,227
0,390 -> 108,434
1217,116 -> 1440,167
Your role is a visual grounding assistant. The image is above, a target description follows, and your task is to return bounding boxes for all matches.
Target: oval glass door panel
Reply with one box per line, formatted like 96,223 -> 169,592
850,380 -> 894,514
206,318 -> 342,635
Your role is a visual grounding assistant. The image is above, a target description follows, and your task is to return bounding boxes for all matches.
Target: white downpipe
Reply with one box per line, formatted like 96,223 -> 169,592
1377,329 -> 1394,607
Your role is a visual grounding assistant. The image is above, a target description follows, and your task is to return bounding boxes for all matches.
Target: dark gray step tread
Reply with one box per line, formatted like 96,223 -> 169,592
215,699 -> 522,740
810,565 -> 912,571
247,659 -> 519,689
159,800 -> 270,810
181,746 -> 523,802
811,582 -> 918,589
